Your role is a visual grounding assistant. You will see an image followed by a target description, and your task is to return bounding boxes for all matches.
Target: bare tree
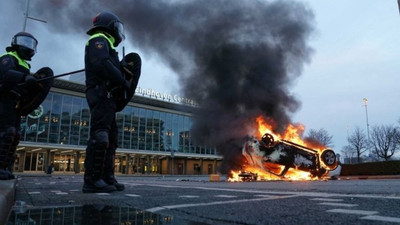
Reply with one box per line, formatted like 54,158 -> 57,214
370,125 -> 399,161
305,128 -> 334,148
341,145 -> 356,164
346,126 -> 368,163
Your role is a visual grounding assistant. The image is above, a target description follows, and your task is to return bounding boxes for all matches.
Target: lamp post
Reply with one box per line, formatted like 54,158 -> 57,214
363,98 -> 371,155
398,0 -> 400,15
166,130 -> 174,175
22,0 -> 47,31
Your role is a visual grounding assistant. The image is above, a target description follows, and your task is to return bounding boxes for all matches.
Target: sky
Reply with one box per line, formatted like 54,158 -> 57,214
291,1 -> 400,153
0,0 -> 399,155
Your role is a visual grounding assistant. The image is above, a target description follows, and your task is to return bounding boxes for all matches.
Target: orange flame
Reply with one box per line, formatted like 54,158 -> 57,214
229,115 -> 330,182
256,115 -> 324,152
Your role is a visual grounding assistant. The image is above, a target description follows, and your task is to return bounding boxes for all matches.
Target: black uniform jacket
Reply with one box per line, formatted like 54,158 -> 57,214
84,34 -> 125,98
0,53 -> 30,98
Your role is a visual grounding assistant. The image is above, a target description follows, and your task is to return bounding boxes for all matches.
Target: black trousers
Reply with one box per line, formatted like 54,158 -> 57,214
0,97 -> 20,170
85,88 -> 119,179
0,97 -> 20,130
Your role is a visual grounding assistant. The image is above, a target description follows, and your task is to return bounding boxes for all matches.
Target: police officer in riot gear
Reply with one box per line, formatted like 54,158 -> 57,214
0,32 -> 52,179
83,11 -> 141,193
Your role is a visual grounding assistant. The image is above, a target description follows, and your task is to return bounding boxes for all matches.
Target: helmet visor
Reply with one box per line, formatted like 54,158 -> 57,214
114,21 -> 125,42
15,36 -> 38,53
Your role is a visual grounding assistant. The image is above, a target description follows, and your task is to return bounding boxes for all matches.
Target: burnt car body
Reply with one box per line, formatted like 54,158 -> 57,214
242,133 -> 338,178
237,171 -> 258,182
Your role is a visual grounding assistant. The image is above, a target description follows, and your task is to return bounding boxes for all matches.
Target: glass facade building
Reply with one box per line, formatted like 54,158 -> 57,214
16,79 -> 222,175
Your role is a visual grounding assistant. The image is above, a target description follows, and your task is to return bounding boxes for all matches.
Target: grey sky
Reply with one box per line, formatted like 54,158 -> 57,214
293,1 -> 400,153
1,0 -> 399,154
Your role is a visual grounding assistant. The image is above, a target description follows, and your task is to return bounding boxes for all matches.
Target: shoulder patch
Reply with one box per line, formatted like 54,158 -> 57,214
1,57 -> 10,65
95,41 -> 105,49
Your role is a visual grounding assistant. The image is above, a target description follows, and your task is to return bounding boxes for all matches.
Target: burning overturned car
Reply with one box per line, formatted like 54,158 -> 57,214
240,133 -> 338,180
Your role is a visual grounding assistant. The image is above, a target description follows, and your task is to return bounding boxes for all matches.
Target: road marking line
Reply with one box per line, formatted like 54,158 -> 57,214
55,192 -> 68,195
310,198 -> 344,202
140,183 -> 400,200
125,194 -> 141,197
95,193 -> 110,196
28,192 -> 41,194
254,195 -> 277,198
361,215 -> 400,223
179,195 -> 199,198
215,195 -> 236,198
146,195 -> 299,213
319,202 -> 358,207
327,209 -> 379,215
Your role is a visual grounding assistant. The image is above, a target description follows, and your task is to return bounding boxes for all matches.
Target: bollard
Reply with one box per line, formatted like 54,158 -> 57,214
209,174 -> 220,182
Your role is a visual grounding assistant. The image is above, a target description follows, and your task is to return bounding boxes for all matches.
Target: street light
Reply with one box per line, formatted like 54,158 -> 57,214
398,0 -> 400,15
362,98 -> 371,155
166,130 -> 174,175
22,0 -> 47,31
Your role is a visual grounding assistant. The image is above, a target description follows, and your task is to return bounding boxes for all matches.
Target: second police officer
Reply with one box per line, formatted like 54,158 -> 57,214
0,32 -> 53,180
83,11 -> 141,193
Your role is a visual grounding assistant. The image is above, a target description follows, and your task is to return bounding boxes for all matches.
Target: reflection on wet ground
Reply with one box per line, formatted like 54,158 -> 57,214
7,202 -> 207,225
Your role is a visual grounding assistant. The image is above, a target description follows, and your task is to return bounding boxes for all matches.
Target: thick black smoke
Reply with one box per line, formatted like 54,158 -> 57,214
33,0 -> 314,173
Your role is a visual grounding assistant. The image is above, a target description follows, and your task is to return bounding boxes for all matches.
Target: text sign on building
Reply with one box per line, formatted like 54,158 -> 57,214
135,86 -> 198,107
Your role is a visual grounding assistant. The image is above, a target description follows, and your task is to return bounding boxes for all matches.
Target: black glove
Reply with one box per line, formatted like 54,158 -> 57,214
121,53 -> 141,77
120,58 -> 129,69
120,54 -> 136,71
25,75 -> 37,86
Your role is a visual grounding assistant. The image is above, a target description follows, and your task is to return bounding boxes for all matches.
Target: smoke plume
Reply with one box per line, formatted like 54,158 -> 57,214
33,0 -> 315,173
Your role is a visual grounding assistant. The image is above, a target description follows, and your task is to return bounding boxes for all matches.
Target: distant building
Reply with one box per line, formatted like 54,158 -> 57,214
15,77 -> 222,175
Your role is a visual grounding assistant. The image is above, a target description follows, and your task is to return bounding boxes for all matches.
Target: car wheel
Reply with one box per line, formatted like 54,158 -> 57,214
261,133 -> 274,146
321,149 -> 338,170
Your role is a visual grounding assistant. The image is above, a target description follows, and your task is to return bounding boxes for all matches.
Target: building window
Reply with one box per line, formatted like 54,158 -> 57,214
18,84 -> 219,166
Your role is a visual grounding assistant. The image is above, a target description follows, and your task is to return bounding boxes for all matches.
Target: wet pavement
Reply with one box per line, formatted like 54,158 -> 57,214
7,204 -> 202,225
2,174 -> 215,225
0,179 -> 16,225
3,174 -> 400,225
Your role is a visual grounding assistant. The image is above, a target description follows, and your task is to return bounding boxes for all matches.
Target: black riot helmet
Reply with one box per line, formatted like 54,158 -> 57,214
6,32 -> 38,61
87,11 -> 125,47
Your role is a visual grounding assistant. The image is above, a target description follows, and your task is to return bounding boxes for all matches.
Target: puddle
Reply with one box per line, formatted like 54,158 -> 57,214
7,202 -> 207,225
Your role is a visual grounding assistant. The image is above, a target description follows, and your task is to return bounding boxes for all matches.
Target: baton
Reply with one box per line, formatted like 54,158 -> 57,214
17,68 -> 85,86
37,68 -> 85,82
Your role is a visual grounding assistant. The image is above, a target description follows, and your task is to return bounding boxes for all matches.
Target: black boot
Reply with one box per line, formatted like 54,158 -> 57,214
103,173 -> 125,191
82,176 -> 117,193
0,128 -> 16,180
0,169 -> 14,180
6,135 -> 20,180
3,151 -> 16,180
82,138 -> 116,193
104,147 -> 125,191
